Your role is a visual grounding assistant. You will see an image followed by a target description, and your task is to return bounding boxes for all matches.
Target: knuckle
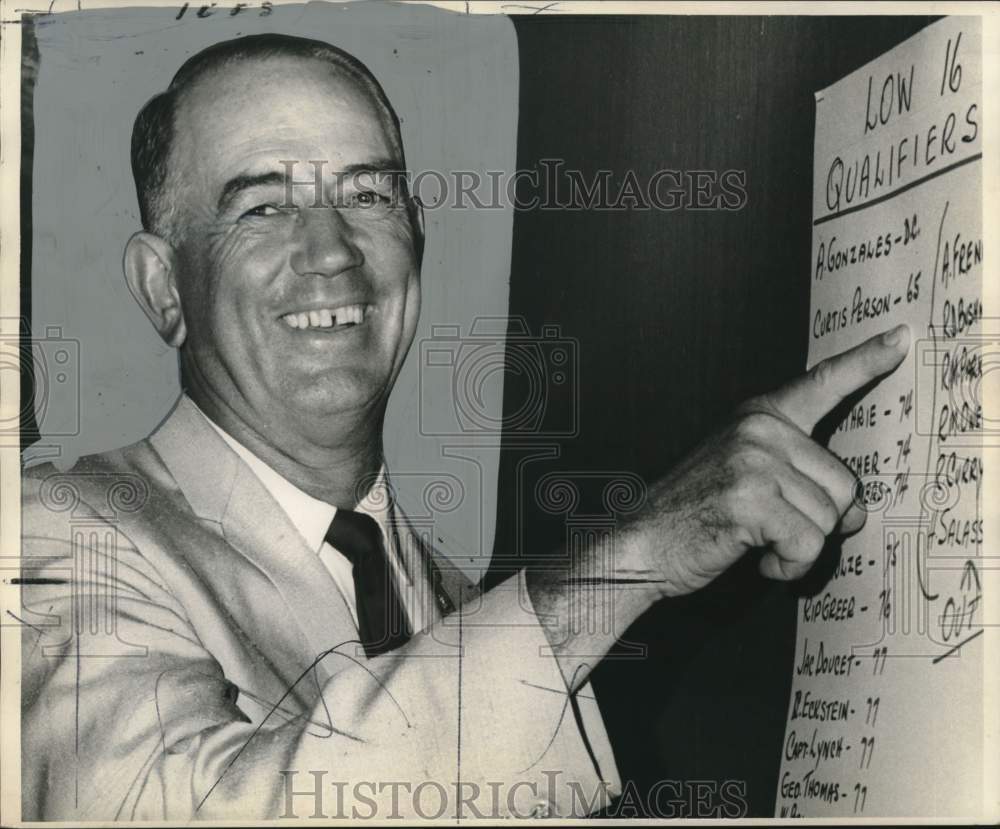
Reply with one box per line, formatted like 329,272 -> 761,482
736,395 -> 767,418
810,358 -> 836,390
729,444 -> 772,476
721,480 -> 753,519
823,453 -> 858,510
724,471 -> 776,516
835,472 -> 860,511
820,503 -> 841,534
720,485 -> 744,519
805,525 -> 827,557
797,525 -> 826,561
734,411 -> 777,443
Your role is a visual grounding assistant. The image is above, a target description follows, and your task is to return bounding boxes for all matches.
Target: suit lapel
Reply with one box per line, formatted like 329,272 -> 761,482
220,467 -> 359,682
149,396 -> 356,684
149,396 -> 480,665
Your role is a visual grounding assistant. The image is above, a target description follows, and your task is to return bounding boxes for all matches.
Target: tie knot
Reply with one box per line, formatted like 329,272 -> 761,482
325,509 -> 383,564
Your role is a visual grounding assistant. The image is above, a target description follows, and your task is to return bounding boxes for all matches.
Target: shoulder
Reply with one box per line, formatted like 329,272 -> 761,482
19,441 -> 196,628
21,439 -> 174,540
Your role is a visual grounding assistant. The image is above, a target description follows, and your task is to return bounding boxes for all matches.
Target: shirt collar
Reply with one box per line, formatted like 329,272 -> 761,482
188,397 -> 393,555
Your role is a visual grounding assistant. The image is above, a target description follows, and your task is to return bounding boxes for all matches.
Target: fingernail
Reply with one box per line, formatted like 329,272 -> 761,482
883,324 -> 907,347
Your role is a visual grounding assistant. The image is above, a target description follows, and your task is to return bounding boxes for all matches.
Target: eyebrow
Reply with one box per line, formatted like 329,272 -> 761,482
215,159 -> 406,214
216,171 -> 287,214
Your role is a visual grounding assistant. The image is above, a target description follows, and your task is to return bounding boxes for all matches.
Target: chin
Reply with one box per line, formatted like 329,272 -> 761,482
282,371 -> 386,418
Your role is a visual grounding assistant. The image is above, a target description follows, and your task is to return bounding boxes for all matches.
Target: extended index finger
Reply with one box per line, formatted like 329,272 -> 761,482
768,324 -> 911,434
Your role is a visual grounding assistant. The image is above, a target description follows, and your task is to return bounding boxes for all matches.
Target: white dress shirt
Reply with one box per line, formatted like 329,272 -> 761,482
190,399 -> 425,634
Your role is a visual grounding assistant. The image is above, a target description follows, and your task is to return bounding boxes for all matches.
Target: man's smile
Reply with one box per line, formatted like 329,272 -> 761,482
279,302 -> 374,331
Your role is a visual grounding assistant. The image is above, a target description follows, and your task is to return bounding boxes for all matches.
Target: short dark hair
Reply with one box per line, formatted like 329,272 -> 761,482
130,33 -> 404,238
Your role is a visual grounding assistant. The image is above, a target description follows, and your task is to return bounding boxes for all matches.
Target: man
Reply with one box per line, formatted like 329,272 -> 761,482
20,33 -> 909,821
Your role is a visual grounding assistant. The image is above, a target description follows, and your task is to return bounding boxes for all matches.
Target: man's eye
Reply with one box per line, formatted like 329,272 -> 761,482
241,204 -> 284,219
351,190 -> 391,208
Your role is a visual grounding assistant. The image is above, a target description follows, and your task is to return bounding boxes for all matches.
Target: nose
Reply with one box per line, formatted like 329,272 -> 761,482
289,207 -> 364,278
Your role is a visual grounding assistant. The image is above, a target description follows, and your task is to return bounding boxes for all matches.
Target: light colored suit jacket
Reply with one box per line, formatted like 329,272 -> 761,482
20,396 -> 618,821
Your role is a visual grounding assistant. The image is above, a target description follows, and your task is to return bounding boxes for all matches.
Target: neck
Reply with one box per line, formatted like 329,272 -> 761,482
185,383 -> 385,509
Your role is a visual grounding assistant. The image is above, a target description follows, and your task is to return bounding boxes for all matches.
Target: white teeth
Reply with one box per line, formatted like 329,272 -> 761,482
336,305 -> 363,326
282,304 -> 368,330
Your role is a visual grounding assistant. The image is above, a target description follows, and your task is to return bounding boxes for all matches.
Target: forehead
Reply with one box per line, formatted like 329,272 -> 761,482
172,55 -> 398,186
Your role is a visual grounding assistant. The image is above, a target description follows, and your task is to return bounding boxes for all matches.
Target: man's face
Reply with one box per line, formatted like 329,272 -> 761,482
166,56 -> 421,444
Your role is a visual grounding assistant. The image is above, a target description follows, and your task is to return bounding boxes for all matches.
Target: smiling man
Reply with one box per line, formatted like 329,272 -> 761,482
20,33 -> 910,822
127,38 -> 420,509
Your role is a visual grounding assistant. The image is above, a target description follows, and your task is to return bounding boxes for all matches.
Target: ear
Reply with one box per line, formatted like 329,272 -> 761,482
410,197 -> 426,264
413,197 -> 425,237
123,231 -> 187,348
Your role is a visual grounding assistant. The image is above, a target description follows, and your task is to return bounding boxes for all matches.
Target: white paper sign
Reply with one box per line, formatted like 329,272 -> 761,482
776,16 -> 988,819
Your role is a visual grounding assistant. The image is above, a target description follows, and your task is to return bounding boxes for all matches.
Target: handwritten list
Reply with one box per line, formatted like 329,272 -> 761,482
776,17 -> 987,818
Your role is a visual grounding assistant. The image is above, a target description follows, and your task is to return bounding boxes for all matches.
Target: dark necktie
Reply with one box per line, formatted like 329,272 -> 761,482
324,508 -> 411,657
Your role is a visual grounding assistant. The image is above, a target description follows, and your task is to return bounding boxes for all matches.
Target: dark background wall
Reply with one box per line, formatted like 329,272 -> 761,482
491,15 -> 938,817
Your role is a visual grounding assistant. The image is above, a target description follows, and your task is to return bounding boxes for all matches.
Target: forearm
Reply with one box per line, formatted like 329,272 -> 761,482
525,533 -> 665,693
25,570 -> 620,821
178,572 -> 621,819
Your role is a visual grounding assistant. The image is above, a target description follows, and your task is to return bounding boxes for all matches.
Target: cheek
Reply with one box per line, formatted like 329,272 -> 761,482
360,218 -> 420,299
181,227 -> 289,348
370,251 -> 420,350
208,223 -> 291,282
208,225 -> 289,299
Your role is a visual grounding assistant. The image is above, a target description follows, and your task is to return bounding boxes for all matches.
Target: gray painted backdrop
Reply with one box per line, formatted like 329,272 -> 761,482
26,2 -> 518,576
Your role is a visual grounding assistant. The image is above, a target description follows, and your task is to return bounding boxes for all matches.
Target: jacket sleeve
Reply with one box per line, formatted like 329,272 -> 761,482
20,496 -> 620,821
